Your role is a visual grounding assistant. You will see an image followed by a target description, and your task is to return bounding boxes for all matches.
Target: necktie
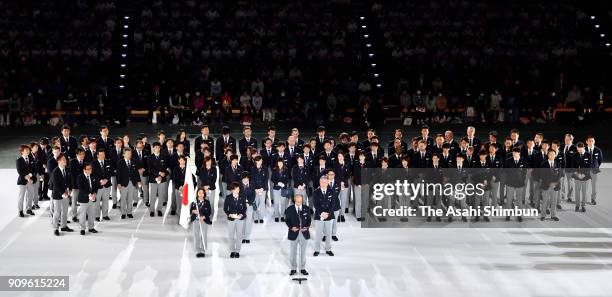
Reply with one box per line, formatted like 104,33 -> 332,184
25,157 -> 28,163
61,168 -> 65,177
297,206 -> 302,227
87,175 -> 91,189
127,160 -> 130,167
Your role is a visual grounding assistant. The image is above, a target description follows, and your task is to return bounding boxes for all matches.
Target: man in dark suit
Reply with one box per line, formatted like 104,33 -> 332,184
523,139 -> 542,207
77,163 -> 99,235
238,126 -> 258,156
59,125 -> 78,160
51,154 -> 73,236
224,182 -> 247,258
410,140 -> 431,168
215,126 -> 237,161
285,194 -> 311,276
586,136 -> 602,205
313,176 -> 335,257
539,150 -> 561,221
560,134 -> 577,202
16,145 -> 35,217
69,148 -> 87,222
194,125 -> 215,154
109,137 -> 124,209
148,142 -> 168,217
465,126 -> 481,149
134,140 -> 149,207
504,148 -> 527,221
96,126 -> 113,154
260,138 -> 276,168
92,150 -> 112,220
417,125 -> 434,148
315,126 -> 331,153
365,142 -> 382,168
572,142 -> 592,212
116,148 -> 141,219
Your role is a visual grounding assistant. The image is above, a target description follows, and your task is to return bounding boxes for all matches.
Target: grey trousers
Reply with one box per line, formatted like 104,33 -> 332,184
332,210 -> 340,236
110,176 -> 118,204
243,205 -> 254,240
139,173 -> 149,203
490,181 -> 500,206
192,220 -> 208,253
272,189 -> 286,218
52,198 -> 69,229
339,188 -> 349,212
315,219 -> 333,252
97,187 -> 111,217
353,185 -> 365,219
254,190 -> 266,220
426,193 -> 443,214
562,173 -> 574,200
448,196 -> 469,219
574,179 -> 588,207
174,189 -> 183,214
119,183 -> 136,215
70,189 -> 79,218
474,190 -> 490,209
31,174 -> 40,206
541,189 -> 558,218
149,182 -> 168,212
290,233 -> 308,270
227,219 -> 245,253
17,183 -> 35,211
590,173 -> 598,202
79,200 -> 96,230
505,186 -> 525,216
208,190 -> 217,219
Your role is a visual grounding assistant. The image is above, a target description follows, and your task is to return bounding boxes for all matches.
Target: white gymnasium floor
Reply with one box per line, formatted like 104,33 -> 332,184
1,167 -> 612,297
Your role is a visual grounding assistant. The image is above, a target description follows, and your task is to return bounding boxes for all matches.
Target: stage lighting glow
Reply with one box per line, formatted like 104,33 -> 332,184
376,84 -> 382,87
120,64 -> 126,68
606,43 -> 611,47
595,24 -> 600,29
369,53 -> 374,57
364,34 -> 369,38
362,25 -> 367,28
366,43 -> 371,47
119,85 -> 125,89
120,75 -> 126,78
121,54 -> 127,58
371,63 -> 376,67
360,16 -> 365,20
122,44 -> 128,48
123,34 -> 128,38
591,15 -> 596,20
374,73 -> 379,77
124,25 -> 129,29
124,16 -> 130,20
601,33 -> 606,37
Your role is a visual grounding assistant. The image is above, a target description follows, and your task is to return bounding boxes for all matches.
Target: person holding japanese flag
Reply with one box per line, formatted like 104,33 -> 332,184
178,157 -> 210,257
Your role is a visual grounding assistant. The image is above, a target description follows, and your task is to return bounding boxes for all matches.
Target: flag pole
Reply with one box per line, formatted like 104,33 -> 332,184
196,200 -> 206,253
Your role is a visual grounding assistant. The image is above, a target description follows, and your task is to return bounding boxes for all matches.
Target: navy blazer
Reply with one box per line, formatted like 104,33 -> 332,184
190,199 -> 212,225
59,136 -> 78,159
92,159 -> 113,188
238,137 -> 258,156
250,166 -> 269,191
271,168 -> 290,190
69,158 -> 85,189
77,173 -> 98,203
16,157 -> 33,185
50,166 -> 70,200
240,182 -> 256,205
587,146 -> 603,173
147,154 -> 168,183
285,204 -> 312,240
223,194 -> 247,221
291,165 -> 309,188
198,166 -> 217,190
116,159 -> 140,187
313,187 -> 335,221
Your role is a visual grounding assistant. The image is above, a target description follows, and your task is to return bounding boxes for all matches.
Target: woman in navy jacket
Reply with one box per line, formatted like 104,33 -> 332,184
271,158 -> 290,222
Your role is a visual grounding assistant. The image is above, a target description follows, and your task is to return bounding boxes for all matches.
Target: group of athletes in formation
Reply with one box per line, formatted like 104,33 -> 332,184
15,124 -> 602,275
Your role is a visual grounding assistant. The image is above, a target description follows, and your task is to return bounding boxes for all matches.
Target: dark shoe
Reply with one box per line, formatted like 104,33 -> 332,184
61,227 -> 74,232
556,204 -> 562,210
326,251 -> 335,256
540,217 -> 545,221
357,218 -> 362,221
121,214 -> 126,219
290,270 -> 297,276
245,240 -> 250,244
281,217 -> 285,222
19,211 -> 25,217
436,217 -> 442,222
196,253 -> 205,258
112,205 -> 117,209
300,269 -> 309,275
127,214 -> 133,218
254,220 -> 259,224
133,202 -> 137,207
230,252 -> 236,258
170,210 -> 176,216
400,218 -> 409,222
505,216 -> 511,221
80,230 -> 85,235
448,217 -> 453,222
163,202 -> 167,206
461,217 -> 467,222
260,219 -> 264,224
575,206 -> 580,212
332,236 -> 338,241
322,236 -> 326,242
146,202 -> 150,207
26,210 -> 35,215
150,212 -> 155,217
235,253 -> 240,258
54,229 -> 60,236
345,208 -> 349,214
103,216 -> 111,220
546,209 -> 551,215
483,216 -> 490,222
581,207 -> 586,212
474,217 -> 480,222
157,211 -> 162,216
567,198 -> 573,203
89,229 -> 98,233
517,216 -> 523,222
552,217 -> 560,221
95,217 -> 101,222
242,239 -> 246,244
313,252 -> 320,257
34,205 -> 41,209
426,216 -> 432,222
275,218 -> 279,222
591,199 -> 597,205
72,217 -> 79,222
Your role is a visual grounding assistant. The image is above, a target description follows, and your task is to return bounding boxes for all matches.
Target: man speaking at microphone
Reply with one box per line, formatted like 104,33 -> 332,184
285,194 -> 311,276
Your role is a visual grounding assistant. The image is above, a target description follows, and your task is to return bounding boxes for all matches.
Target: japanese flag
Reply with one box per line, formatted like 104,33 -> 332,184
179,162 -> 196,229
